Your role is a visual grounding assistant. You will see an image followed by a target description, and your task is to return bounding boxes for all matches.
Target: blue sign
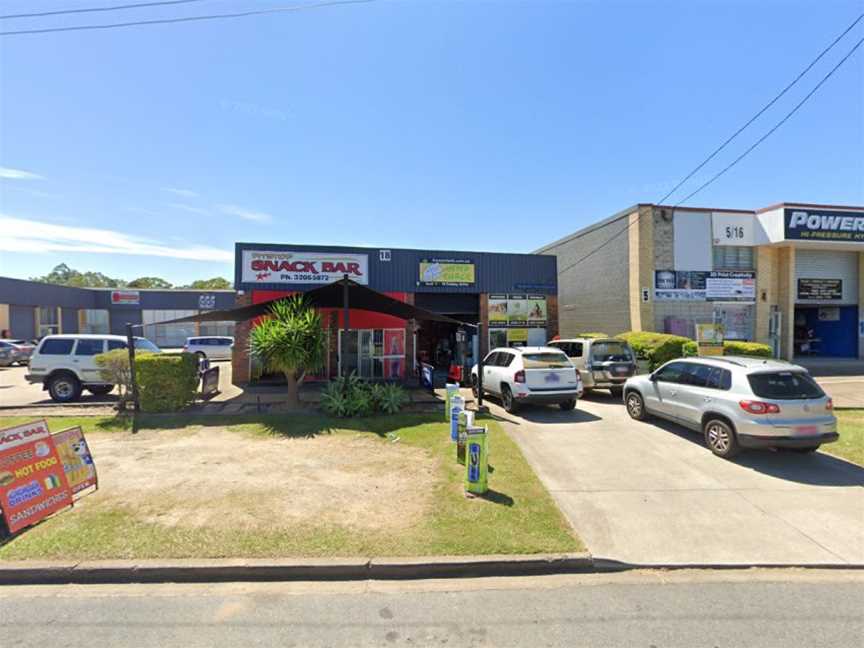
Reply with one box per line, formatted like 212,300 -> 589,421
450,407 -> 461,442
468,443 -> 480,482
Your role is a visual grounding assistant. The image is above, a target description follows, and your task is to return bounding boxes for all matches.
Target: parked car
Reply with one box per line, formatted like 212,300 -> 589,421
26,334 -> 161,403
622,356 -> 837,458
0,345 -> 13,367
183,336 -> 234,361
471,346 -> 583,413
0,339 -> 36,366
548,337 -> 636,397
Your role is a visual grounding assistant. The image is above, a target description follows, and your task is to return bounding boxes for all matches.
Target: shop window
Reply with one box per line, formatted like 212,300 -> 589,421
713,246 -> 754,270
79,309 -> 110,334
713,303 -> 755,341
338,328 -> 405,379
37,306 -> 60,337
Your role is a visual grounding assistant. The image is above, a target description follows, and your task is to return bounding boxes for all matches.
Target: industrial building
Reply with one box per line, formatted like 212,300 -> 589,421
538,202 -> 864,360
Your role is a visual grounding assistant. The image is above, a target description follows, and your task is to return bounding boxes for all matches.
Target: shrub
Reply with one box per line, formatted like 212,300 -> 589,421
375,383 -> 409,414
135,353 -> 200,412
723,341 -> 773,357
320,374 -> 408,417
675,339 -> 773,359
616,331 -> 691,370
94,348 -> 137,408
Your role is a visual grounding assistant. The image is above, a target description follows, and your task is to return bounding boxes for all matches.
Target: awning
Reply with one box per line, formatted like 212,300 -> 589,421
157,277 -> 466,326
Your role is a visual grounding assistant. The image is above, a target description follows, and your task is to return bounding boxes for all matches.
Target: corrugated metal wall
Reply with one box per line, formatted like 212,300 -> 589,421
234,243 -> 558,295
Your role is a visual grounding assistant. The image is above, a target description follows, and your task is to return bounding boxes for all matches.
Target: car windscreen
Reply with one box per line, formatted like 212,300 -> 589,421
134,338 -> 161,353
747,372 -> 824,400
590,341 -> 633,362
522,353 -> 571,369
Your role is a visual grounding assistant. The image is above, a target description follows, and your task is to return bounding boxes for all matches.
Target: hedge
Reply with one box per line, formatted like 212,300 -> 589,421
135,352 -> 200,412
616,331 -> 691,370
683,340 -> 772,358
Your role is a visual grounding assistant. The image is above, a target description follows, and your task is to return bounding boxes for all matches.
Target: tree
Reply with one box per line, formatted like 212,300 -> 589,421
128,276 -> 173,289
248,295 -> 327,408
182,277 -> 232,290
32,263 -> 125,288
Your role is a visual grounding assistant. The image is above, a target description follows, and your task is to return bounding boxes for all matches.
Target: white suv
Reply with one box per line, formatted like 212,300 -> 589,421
623,356 -> 837,458
183,336 -> 234,361
26,334 -> 161,403
471,346 -> 583,413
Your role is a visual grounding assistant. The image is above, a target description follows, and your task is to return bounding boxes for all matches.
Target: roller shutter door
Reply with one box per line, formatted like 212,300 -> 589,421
794,250 -> 858,304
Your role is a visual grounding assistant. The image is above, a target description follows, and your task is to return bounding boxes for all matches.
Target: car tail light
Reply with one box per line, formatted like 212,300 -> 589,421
826,398 -> 833,411
514,370 -> 525,383
739,400 -> 780,415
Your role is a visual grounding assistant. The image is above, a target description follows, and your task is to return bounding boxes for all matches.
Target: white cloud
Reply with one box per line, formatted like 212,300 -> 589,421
168,203 -> 210,216
162,187 -> 198,198
0,215 -> 232,262
0,167 -> 43,181
217,203 -> 272,223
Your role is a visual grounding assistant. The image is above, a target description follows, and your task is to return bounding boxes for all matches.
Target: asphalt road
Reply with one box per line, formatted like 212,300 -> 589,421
1,571 -> 861,647
488,390 -> 864,566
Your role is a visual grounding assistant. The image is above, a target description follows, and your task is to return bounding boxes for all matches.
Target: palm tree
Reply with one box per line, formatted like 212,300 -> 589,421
248,295 -> 327,408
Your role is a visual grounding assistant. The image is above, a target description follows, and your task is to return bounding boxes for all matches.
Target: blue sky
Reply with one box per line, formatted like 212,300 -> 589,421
1,0 -> 862,285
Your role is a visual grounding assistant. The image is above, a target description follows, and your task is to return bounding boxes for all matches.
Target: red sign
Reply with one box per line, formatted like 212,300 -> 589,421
241,250 -> 369,285
111,290 -> 140,304
0,420 -> 72,534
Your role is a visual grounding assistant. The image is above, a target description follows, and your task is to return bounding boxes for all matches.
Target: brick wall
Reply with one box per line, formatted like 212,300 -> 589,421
546,294 -> 559,340
231,291 -> 253,386
544,211 -> 634,337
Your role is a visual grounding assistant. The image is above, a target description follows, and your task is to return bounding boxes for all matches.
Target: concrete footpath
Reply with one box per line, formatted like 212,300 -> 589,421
495,393 -> 864,566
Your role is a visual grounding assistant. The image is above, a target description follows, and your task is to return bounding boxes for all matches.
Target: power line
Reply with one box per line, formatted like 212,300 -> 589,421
674,34 -> 864,207
0,0 -> 374,36
553,15 -> 864,276
655,11 -> 863,206
1,0 -> 209,21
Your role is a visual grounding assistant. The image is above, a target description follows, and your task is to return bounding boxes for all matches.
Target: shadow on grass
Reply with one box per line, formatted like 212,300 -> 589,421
479,489 -> 514,506
96,411 -> 446,440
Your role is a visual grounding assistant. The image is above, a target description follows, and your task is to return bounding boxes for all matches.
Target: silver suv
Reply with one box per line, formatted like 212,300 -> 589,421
623,356 -> 837,458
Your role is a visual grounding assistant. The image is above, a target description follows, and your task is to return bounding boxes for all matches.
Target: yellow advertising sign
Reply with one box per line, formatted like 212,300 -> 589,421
419,259 -> 475,286
695,324 -> 724,356
506,328 -> 528,344
52,427 -> 98,496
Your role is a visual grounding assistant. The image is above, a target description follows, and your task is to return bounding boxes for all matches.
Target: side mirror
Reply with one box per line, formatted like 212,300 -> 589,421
649,372 -> 658,382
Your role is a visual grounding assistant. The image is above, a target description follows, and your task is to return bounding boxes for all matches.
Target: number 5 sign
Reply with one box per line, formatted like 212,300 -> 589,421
712,213 -> 755,246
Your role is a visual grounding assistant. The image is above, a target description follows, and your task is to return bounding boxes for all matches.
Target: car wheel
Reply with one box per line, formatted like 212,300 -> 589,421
625,391 -> 647,421
471,376 -> 479,400
559,399 -> 576,411
791,445 -> 821,453
609,386 -> 623,399
196,351 -> 207,359
502,385 -> 519,413
48,373 -> 82,403
87,385 -> 114,396
703,418 -> 740,459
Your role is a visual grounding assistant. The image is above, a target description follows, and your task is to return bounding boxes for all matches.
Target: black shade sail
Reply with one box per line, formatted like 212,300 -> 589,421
157,278 -> 465,326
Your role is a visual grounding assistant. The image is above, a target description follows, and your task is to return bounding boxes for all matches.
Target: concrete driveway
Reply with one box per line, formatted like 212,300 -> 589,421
486,392 -> 864,566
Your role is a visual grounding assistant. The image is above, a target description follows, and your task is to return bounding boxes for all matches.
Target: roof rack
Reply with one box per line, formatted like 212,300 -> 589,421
699,357 -> 747,367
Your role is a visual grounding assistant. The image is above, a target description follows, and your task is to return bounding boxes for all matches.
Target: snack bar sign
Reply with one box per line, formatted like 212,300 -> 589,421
0,420 -> 72,534
242,250 -> 369,285
785,208 -> 864,242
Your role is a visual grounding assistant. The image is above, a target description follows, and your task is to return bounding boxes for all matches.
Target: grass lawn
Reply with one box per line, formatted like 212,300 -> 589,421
0,413 -> 582,560
830,409 -> 864,466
